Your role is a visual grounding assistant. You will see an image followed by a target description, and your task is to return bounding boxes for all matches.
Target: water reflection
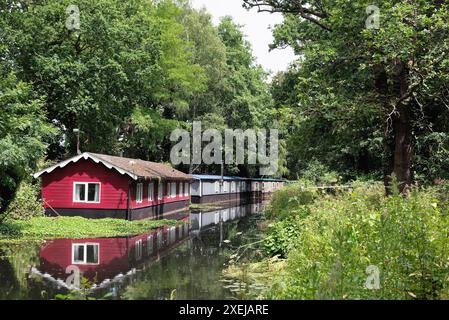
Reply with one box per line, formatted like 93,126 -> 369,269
34,216 -> 190,294
0,202 -> 266,300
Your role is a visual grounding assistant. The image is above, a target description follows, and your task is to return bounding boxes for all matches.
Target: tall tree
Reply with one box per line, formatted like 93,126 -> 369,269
1,0 -> 206,158
0,71 -> 56,213
244,0 -> 449,192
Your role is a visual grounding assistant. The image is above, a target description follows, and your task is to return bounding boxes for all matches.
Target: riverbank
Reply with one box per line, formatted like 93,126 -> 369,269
0,216 -> 181,243
223,181 -> 449,300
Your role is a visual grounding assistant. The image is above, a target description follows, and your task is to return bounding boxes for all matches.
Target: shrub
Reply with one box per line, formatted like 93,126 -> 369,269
265,187 -> 449,300
2,181 -> 44,221
264,217 -> 301,258
265,182 -> 317,220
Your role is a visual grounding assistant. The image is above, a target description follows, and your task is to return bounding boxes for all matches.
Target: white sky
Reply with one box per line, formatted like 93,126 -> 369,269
190,0 -> 296,76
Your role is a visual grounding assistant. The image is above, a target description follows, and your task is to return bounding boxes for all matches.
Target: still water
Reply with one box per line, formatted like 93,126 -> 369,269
0,202 -> 266,300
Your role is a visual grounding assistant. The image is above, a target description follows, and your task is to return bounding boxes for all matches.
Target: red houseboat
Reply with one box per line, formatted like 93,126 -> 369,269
33,152 -> 192,220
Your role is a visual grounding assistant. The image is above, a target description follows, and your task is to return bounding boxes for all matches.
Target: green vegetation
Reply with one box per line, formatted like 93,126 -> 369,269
0,0 -> 287,217
246,0 -> 449,192
224,182 -> 449,300
0,216 -> 179,243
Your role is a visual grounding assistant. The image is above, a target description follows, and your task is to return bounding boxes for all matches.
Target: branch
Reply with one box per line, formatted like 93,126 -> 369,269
244,0 -> 332,32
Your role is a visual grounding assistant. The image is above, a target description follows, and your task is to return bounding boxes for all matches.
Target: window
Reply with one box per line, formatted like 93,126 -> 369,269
135,240 -> 142,260
180,183 -> 184,197
72,243 -> 99,264
147,235 -> 154,256
215,181 -> 219,193
242,182 -> 246,190
158,182 -> 163,200
136,183 -> 143,203
171,182 -> 176,198
184,182 -> 189,196
224,181 -> 228,192
148,182 -> 154,201
73,182 -> 100,203
231,182 -> 235,193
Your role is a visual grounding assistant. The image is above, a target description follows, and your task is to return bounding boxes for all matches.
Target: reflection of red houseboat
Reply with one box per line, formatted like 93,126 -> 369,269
37,219 -> 190,287
33,152 -> 192,220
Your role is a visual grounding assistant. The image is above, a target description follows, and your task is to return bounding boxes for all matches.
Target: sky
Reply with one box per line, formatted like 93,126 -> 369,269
190,0 -> 296,75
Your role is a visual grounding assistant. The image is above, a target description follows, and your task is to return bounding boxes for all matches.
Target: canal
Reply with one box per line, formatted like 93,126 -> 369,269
0,202 -> 267,300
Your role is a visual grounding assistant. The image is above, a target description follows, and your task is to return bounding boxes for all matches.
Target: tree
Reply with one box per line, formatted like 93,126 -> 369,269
244,0 -> 449,192
1,0 -> 206,157
0,71 -> 56,213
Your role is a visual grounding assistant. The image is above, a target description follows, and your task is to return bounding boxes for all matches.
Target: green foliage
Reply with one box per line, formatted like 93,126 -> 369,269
250,0 -> 449,184
299,160 -> 339,185
264,217 -> 300,258
2,181 -> 44,221
264,183 -> 316,220
0,216 -> 181,242
0,71 -> 57,212
263,185 -> 449,299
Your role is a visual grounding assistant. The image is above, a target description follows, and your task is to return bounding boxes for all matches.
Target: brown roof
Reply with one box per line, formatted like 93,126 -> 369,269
33,152 -> 192,181
90,153 -> 192,181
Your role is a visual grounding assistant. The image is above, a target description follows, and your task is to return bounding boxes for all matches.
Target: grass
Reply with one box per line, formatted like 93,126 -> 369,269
0,216 -> 181,243
223,181 -> 449,300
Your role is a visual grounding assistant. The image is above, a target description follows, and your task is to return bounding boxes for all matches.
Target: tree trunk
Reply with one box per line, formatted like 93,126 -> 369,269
375,62 -> 413,194
391,62 -> 413,193
392,107 -> 413,193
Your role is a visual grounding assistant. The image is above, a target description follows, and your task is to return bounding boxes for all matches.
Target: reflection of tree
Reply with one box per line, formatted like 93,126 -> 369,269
121,211 -> 265,300
0,243 -> 41,299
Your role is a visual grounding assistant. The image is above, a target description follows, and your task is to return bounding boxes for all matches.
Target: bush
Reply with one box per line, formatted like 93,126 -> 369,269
2,181 -> 44,221
265,182 -> 317,220
300,160 -> 339,185
265,186 -> 449,300
264,217 -> 301,258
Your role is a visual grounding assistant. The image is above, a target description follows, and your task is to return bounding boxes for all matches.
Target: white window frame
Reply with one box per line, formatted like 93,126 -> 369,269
184,182 -> 189,196
135,239 -> 142,260
148,182 -> 154,201
136,183 -> 143,203
158,182 -> 163,200
73,182 -> 101,203
214,181 -> 219,193
224,181 -> 228,193
72,243 -> 100,265
231,181 -> 235,193
170,182 -> 176,198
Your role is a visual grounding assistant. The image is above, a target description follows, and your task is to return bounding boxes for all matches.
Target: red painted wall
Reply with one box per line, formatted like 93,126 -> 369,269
129,181 -> 190,209
41,158 -> 191,212
39,237 -> 130,282
41,159 -> 130,210
38,219 -> 190,282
